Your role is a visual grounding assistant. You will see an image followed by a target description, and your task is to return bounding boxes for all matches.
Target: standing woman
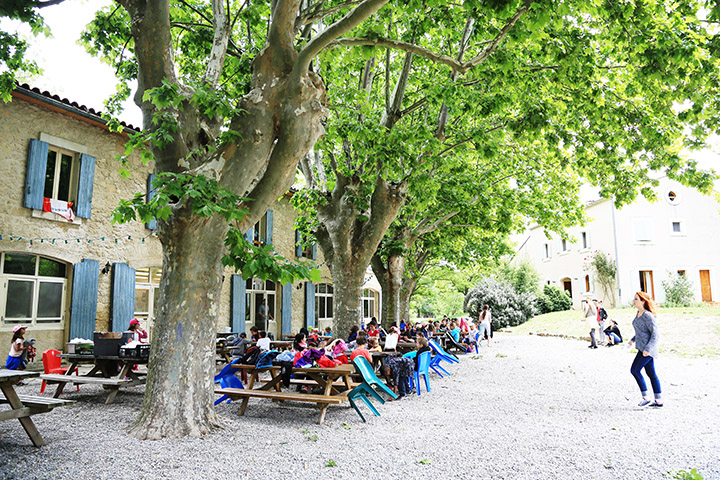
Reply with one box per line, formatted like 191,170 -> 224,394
628,292 -> 663,407
479,305 -> 492,347
583,299 -> 598,349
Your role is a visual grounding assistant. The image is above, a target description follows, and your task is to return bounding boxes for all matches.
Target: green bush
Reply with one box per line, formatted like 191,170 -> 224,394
498,260 -> 540,295
464,277 -> 536,329
662,272 -> 695,307
536,285 -> 573,314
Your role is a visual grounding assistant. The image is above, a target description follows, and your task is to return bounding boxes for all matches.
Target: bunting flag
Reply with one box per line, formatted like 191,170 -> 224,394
43,197 -> 75,222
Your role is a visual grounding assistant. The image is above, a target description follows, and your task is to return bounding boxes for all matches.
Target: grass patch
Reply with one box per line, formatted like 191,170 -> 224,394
508,306 -> 720,358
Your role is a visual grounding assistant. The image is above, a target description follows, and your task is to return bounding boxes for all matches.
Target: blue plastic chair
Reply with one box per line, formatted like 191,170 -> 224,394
214,358 -> 244,405
413,351 -> 431,396
348,356 -> 397,422
429,339 -> 459,363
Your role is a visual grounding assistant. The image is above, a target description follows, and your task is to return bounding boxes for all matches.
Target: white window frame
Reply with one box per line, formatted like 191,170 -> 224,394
361,288 -> 378,322
633,218 -> 654,244
0,253 -> 67,329
669,218 -> 686,237
246,278 -> 277,333
542,242 -> 552,261
134,267 -> 162,337
579,231 -> 590,251
315,283 -> 334,326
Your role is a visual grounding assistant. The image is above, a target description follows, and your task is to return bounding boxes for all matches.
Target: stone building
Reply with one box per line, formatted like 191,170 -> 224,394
515,177 -> 720,308
0,85 -> 380,353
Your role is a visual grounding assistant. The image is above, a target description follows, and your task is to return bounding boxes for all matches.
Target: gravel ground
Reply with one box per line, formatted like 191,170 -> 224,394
1,333 -> 719,480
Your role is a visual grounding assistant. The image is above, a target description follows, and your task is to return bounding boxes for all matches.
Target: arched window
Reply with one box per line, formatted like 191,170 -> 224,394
1,252 -> 67,327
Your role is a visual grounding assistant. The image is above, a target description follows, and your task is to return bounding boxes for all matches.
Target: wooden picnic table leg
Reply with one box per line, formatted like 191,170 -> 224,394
238,369 -> 259,416
105,387 -> 121,405
317,404 -> 329,425
0,384 -> 45,447
51,379 -> 69,398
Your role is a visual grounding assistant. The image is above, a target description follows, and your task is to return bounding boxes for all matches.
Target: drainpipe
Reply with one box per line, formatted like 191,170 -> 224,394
610,196 -> 622,306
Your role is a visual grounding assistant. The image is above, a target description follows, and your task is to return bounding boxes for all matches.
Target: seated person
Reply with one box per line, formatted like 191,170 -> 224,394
382,355 -> 414,399
128,319 -> 149,343
324,326 -> 333,337
249,326 -> 259,341
368,337 -> 382,352
414,337 -> 431,371
366,319 -> 380,338
347,325 -> 359,343
604,319 -> 623,346
449,322 -> 461,342
256,330 -> 271,351
384,327 -> 400,351
293,333 -> 307,353
349,336 -> 372,364
231,332 -> 251,357
348,331 -> 366,350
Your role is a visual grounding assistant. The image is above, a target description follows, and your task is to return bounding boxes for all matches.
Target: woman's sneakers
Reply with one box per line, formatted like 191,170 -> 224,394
649,401 -> 664,408
638,399 -> 652,407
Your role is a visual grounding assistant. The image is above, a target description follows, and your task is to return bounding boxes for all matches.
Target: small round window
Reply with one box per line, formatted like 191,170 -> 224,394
666,190 -> 681,205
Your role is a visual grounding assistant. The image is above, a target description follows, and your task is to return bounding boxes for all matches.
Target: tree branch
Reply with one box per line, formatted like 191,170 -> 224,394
297,0 -> 361,26
463,0 -> 531,70
295,0 -> 391,74
328,37 -> 462,71
204,0 -> 232,86
36,0 -> 67,7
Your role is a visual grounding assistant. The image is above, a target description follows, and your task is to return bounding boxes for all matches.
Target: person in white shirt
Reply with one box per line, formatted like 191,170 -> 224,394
479,305 -> 492,347
256,330 -> 271,351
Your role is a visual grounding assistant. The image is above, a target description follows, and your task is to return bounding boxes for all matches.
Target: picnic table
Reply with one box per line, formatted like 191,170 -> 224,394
40,354 -> 147,404
217,340 -> 294,363
1,370 -> 73,446
217,363 -> 356,424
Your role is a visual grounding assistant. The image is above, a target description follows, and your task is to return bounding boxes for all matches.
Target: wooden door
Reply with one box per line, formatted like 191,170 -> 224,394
639,270 -> 655,300
700,270 -> 713,302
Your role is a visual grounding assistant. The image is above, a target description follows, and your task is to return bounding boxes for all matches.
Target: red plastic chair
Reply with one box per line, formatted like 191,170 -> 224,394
41,349 -> 79,394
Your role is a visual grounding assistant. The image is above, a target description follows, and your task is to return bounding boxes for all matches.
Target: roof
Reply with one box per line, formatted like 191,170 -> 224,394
10,83 -> 141,135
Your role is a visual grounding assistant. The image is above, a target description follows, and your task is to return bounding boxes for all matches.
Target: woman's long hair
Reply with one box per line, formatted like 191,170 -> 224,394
11,330 -> 24,343
635,291 -> 657,315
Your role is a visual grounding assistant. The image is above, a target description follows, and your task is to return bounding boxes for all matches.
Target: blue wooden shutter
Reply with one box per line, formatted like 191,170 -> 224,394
245,228 -> 254,243
111,263 -> 136,331
75,153 -> 96,219
311,244 -> 317,260
24,139 -> 49,210
146,174 -> 157,230
231,274 -> 246,334
305,282 -> 315,328
265,210 -> 273,246
282,283 -> 292,336
69,259 -> 100,339
295,230 -> 303,257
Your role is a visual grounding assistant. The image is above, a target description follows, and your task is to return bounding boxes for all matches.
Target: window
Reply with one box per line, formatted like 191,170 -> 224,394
584,275 -> 591,293
362,288 -> 378,321
246,278 -> 276,331
1,253 -> 67,327
295,230 -> 317,259
672,222 -> 681,233
24,136 -> 96,219
581,231 -> 588,249
677,270 -> 686,277
561,239 -> 568,252
666,190 -> 681,206
670,219 -> 685,236
543,243 -> 551,259
633,218 -> 653,242
44,146 -> 79,203
315,283 -> 334,323
134,267 -> 162,335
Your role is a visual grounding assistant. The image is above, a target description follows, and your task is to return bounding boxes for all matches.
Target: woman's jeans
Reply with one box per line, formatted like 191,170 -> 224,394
630,351 -> 662,398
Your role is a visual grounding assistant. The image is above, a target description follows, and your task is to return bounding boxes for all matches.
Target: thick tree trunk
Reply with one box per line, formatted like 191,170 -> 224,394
371,254 -> 392,327
328,267 -> 365,339
128,210 -> 227,439
398,275 -> 417,324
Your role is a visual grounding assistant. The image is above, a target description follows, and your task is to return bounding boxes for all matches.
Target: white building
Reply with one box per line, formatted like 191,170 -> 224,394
515,177 -> 720,308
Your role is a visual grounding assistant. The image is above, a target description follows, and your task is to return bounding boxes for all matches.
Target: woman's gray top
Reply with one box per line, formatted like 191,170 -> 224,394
631,311 -> 660,358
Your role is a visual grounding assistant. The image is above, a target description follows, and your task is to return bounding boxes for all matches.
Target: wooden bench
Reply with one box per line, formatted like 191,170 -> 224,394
0,395 -> 74,422
216,387 -> 348,424
257,378 -> 361,389
40,374 -> 133,404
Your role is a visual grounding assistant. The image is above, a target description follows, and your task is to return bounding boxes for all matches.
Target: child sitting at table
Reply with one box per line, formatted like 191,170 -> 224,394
257,330 -> 271,351
349,336 -> 372,364
367,337 -> 382,352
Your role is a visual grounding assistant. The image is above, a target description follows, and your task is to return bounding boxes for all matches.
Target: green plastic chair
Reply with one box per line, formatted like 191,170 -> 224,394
348,356 -> 398,422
